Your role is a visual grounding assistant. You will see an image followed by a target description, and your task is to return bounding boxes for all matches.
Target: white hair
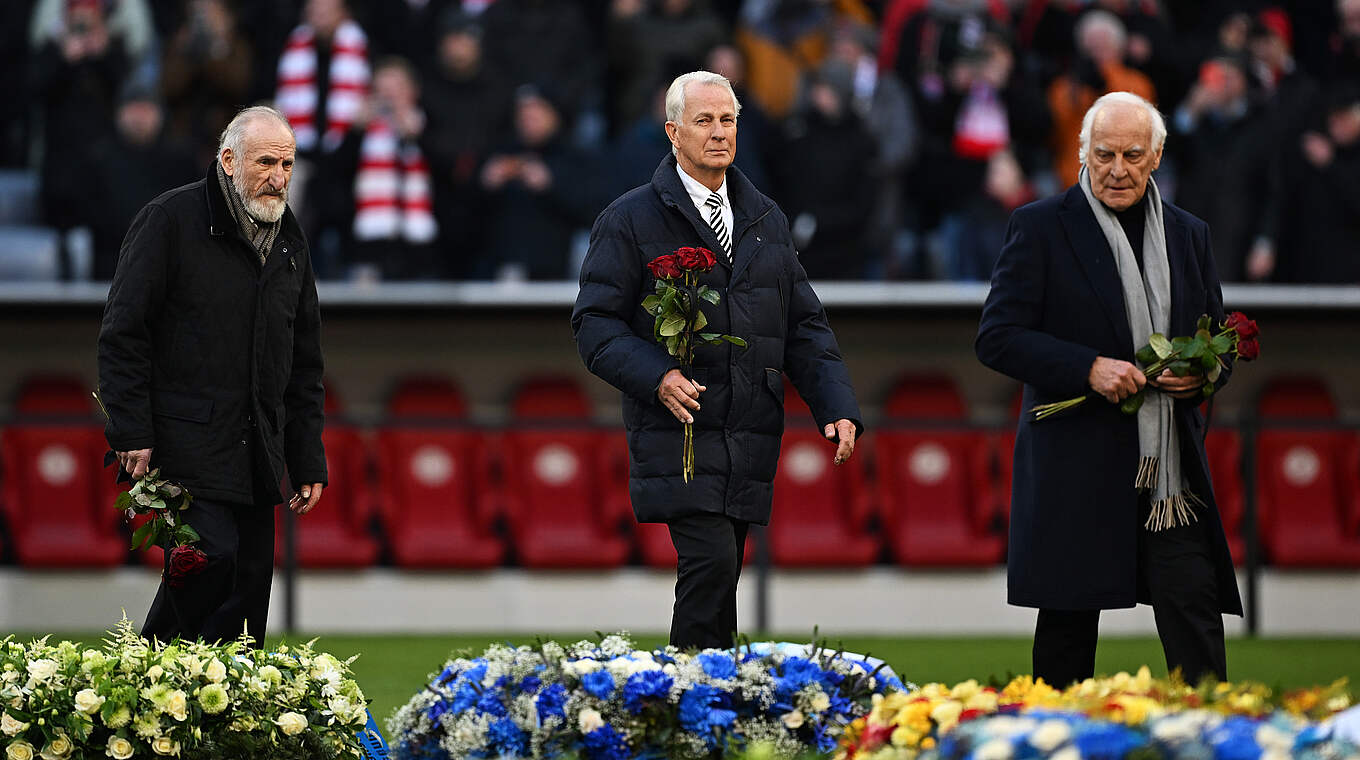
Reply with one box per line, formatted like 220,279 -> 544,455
1075,9 -> 1127,55
1078,91 -> 1167,164
665,71 -> 741,156
217,105 -> 295,163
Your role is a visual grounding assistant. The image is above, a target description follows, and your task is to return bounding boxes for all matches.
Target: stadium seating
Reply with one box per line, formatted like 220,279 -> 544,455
767,379 -> 878,566
376,376 -> 504,568
1,375 -> 126,567
874,375 -> 1004,566
274,385 -> 379,567
1204,427 -> 1246,564
1255,378 -> 1360,566
499,376 -> 631,568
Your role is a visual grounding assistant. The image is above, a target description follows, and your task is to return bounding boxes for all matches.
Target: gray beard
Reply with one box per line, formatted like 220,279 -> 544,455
233,171 -> 288,223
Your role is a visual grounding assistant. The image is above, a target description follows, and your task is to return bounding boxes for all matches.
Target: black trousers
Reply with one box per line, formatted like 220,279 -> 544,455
143,496 -> 275,646
668,513 -> 750,650
1032,502 -> 1227,687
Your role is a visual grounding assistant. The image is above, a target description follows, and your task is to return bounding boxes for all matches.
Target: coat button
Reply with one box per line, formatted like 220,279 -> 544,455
282,246 -> 289,253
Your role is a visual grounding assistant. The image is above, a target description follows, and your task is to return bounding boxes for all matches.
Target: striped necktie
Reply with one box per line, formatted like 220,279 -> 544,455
704,192 -> 732,263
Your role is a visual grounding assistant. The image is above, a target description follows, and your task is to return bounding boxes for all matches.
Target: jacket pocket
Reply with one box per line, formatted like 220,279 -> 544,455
152,391 -> 213,424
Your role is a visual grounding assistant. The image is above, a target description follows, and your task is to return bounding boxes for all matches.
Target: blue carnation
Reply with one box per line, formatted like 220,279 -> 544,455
1208,717 -> 1264,760
520,675 -> 542,694
449,681 -> 480,713
773,657 -> 823,698
679,685 -> 728,734
476,689 -> 508,718
426,697 -> 453,722
537,683 -> 569,719
697,652 -> 738,680
487,717 -> 529,756
623,670 -> 675,713
582,670 -> 616,700
1074,722 -> 1147,760
582,725 -> 633,760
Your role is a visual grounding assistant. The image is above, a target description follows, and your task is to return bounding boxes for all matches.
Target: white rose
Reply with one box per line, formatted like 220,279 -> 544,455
975,738 -> 1014,760
204,660 -> 227,684
74,689 -> 105,715
25,661 -> 57,684
165,691 -> 188,722
105,736 -> 134,760
1029,720 -> 1073,752
275,712 -> 307,736
571,660 -> 601,676
150,737 -> 179,756
577,709 -> 604,734
0,671 -> 17,685
145,665 -> 163,682
1050,747 -> 1081,760
38,731 -> 72,760
781,710 -> 805,729
809,692 -> 831,713
6,740 -> 35,760
0,714 -> 27,737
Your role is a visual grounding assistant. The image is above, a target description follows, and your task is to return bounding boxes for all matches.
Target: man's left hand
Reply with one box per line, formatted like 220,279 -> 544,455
288,483 -> 324,514
824,419 -> 857,465
1148,369 -> 1206,399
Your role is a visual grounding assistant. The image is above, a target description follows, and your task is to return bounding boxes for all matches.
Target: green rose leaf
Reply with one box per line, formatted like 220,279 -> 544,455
178,524 -> 201,544
130,520 -> 156,552
1120,392 -> 1145,415
115,492 -> 131,513
1202,382 -> 1216,398
1149,333 -> 1173,359
641,295 -> 661,312
1168,359 -> 1194,376
700,288 -> 721,305
1197,314 -> 1213,332
721,335 -> 748,347
1135,343 -> 1158,365
659,316 -> 686,337
1210,334 -> 1233,355
664,334 -> 680,356
698,332 -> 720,342
1182,336 -> 1208,360
693,310 -> 708,331
1200,353 -> 1218,370
1207,362 -> 1222,383
654,279 -> 667,295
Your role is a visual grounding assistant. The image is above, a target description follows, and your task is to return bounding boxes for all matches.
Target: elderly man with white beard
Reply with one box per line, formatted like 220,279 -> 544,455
98,106 -> 327,645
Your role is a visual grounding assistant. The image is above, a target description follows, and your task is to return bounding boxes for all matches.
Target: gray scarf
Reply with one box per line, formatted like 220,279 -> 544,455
216,162 -> 279,264
1079,166 -> 1200,531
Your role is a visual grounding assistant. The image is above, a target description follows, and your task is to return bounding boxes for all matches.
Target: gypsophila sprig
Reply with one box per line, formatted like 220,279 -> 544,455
388,634 -> 907,760
0,617 -> 369,760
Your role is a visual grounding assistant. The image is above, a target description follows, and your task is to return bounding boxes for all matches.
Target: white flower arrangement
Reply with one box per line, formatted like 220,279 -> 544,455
0,619 -> 370,759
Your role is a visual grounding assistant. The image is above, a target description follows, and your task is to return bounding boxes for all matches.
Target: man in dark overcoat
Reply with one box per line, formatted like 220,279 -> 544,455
976,92 -> 1242,687
98,106 -> 327,644
572,71 -> 863,650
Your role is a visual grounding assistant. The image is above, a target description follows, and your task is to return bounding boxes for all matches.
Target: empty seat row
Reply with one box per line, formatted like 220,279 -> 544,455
1,374 -> 1358,569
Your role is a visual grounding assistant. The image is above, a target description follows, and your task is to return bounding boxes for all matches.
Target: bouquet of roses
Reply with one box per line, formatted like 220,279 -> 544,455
93,389 -> 207,588
1032,312 -> 1259,422
643,246 -> 747,482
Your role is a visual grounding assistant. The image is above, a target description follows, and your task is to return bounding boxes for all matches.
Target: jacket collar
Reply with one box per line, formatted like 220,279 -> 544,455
203,162 -> 305,261
1057,182 -> 1190,357
650,154 -> 775,281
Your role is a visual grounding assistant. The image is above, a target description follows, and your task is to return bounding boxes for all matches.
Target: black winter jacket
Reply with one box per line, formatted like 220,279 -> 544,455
572,155 -> 862,525
97,163 -> 327,505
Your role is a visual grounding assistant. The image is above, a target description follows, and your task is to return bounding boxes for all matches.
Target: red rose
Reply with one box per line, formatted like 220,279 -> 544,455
647,253 -> 682,280
1234,318 -> 1259,339
1224,311 -> 1247,330
676,246 -> 717,272
166,545 -> 208,589
1237,337 -> 1260,361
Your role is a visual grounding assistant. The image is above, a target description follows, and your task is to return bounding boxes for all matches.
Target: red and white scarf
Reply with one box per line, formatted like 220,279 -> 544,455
352,119 -> 437,244
276,20 -> 370,153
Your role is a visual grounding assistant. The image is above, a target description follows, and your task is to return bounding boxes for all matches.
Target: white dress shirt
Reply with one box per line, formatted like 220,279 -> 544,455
675,164 -> 734,256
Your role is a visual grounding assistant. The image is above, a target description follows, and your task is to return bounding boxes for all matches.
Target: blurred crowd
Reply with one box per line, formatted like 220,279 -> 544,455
3,0 -> 1359,283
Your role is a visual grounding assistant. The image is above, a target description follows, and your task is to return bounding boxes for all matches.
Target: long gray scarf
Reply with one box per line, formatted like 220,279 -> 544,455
1079,166 -> 1199,531
216,162 -> 279,265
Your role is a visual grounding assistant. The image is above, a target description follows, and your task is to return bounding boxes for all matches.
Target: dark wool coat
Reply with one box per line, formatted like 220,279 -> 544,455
98,163 -> 327,506
572,155 -> 862,526
976,184 -> 1243,614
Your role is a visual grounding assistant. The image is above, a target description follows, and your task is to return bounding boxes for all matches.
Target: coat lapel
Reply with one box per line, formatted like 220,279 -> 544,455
1057,184 -> 1135,355
1163,209 -> 1191,335
723,165 -> 773,285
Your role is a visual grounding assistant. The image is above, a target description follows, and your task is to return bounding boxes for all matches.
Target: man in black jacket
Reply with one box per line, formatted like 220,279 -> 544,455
572,71 -> 863,650
98,106 -> 327,645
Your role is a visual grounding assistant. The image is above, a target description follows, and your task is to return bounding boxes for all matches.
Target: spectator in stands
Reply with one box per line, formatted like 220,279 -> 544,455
1047,10 -> 1155,189
478,0 -> 602,129
360,0 -> 455,76
607,0 -> 727,134
735,0 -> 874,120
29,0 -> 129,276
770,60 -> 878,280
1269,86 -> 1360,283
1331,0 -> 1360,83
98,106 -> 326,646
275,0 -> 371,277
424,11 -> 511,278
705,44 -> 772,191
161,0 -> 254,169
89,85 -> 198,280
977,92 -> 1242,688
337,57 -> 442,280
29,0 -> 158,93
1171,55 -> 1274,283
479,85 -> 604,280
573,71 -> 862,650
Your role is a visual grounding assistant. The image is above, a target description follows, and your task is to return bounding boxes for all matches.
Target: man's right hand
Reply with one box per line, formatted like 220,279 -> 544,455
657,369 -> 705,424
117,448 -> 153,480
1088,357 -> 1146,404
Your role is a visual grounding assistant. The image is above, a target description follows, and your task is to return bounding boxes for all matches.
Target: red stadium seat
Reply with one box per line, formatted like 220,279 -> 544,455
376,377 -> 504,568
874,375 -> 1004,566
500,376 -> 630,568
1204,427 -> 1245,564
2,376 -> 125,567
1255,378 -> 1360,566
768,380 -> 878,566
274,385 -> 378,567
